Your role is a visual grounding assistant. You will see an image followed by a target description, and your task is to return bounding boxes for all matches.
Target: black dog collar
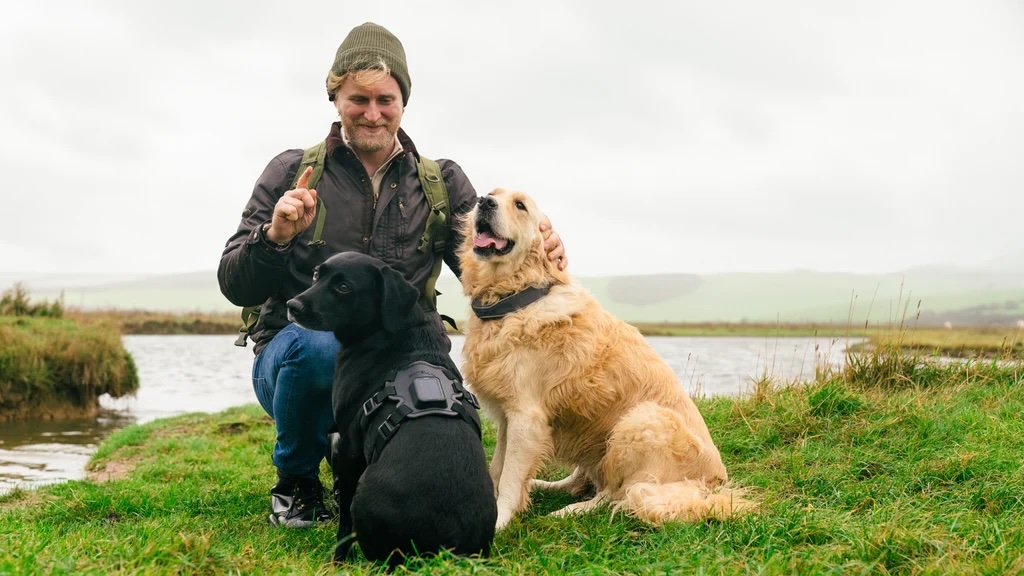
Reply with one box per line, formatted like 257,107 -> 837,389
471,286 -> 551,320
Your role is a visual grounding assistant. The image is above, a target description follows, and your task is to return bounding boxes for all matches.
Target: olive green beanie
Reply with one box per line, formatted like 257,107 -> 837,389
327,22 -> 411,105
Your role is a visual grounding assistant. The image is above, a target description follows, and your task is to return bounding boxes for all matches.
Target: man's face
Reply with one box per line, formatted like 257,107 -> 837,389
334,74 -> 404,155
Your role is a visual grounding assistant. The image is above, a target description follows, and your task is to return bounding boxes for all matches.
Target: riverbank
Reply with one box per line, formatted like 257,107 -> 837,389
0,317 -> 139,422
1,355 -> 1021,574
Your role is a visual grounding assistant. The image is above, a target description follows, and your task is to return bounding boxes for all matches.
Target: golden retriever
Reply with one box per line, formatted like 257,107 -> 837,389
457,188 -> 750,530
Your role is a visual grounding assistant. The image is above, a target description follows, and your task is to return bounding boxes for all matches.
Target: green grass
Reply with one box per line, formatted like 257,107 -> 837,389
1,353 -> 1022,574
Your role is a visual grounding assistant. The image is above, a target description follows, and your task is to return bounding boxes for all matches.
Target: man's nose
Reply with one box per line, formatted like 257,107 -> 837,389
363,103 -> 381,122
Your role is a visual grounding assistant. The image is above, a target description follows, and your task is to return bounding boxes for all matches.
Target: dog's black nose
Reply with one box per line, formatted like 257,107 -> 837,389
286,299 -> 304,317
478,196 -> 497,211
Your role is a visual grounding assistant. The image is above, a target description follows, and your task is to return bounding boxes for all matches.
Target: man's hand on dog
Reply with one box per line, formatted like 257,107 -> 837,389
540,217 -> 567,270
267,166 -> 318,245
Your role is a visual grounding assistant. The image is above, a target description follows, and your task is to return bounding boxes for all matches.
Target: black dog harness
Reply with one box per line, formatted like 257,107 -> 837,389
359,361 -> 482,463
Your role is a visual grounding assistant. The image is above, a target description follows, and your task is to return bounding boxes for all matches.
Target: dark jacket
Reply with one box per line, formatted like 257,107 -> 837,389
218,124 -> 478,355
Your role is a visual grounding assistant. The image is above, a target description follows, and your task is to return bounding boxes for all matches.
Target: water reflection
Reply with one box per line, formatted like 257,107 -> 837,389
0,411 -> 134,492
1,333 -> 859,494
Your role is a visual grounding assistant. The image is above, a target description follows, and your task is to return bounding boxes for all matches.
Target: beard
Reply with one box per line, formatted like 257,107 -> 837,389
342,117 -> 398,154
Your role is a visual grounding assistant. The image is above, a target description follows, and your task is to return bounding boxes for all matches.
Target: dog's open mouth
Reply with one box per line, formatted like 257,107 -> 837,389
473,219 -> 515,257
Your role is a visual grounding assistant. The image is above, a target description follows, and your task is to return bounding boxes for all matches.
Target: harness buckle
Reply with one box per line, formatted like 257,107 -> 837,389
377,418 -> 398,442
463,390 -> 480,409
362,396 -> 382,417
377,408 -> 406,442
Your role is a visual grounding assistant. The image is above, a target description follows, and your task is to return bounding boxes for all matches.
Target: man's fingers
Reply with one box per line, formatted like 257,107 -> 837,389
278,197 -> 307,222
277,204 -> 299,222
294,166 -> 313,191
283,187 -> 317,211
543,230 -> 561,252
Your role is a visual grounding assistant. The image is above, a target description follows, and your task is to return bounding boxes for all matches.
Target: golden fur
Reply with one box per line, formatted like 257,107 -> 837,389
457,188 -> 750,530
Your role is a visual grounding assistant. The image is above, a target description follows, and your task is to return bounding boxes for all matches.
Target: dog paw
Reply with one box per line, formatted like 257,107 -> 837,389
332,533 -> 357,563
550,494 -> 606,518
495,509 -> 514,531
550,503 -> 584,518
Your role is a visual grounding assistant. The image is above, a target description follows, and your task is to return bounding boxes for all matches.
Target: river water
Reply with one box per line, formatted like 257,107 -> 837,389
0,333 -> 857,494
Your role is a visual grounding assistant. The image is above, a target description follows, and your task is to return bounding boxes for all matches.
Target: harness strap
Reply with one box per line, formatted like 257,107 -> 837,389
360,362 -> 480,463
376,403 -> 412,444
362,385 -> 397,418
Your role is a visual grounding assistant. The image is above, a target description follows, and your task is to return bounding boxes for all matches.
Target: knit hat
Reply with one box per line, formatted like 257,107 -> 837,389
327,22 -> 411,105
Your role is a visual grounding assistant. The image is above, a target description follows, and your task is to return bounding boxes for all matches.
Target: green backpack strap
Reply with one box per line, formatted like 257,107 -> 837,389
415,155 -> 450,315
235,141 -> 329,348
296,141 -> 328,249
234,306 -> 261,347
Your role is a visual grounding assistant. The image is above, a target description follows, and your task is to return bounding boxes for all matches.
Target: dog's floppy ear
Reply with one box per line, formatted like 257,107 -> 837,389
377,264 -> 420,333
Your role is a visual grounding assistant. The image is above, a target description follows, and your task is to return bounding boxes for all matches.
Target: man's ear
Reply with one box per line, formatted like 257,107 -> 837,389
377,264 -> 419,333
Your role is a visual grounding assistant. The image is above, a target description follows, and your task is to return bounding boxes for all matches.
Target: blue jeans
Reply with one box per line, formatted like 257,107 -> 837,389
252,323 -> 340,480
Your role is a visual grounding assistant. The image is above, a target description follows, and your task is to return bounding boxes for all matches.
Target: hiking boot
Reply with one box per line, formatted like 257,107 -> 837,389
269,477 -> 333,528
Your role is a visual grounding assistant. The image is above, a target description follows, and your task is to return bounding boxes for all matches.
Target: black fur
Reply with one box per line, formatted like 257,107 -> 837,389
286,252 -> 496,567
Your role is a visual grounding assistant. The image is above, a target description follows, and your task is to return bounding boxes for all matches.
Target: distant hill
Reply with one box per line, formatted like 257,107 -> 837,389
982,250 -> 1024,273
5,265 -> 1024,327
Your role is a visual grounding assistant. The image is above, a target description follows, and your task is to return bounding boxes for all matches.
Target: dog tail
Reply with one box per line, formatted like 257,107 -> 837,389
616,480 -> 752,525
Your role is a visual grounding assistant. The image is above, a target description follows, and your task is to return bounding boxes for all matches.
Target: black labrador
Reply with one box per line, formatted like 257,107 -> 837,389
286,251 -> 496,567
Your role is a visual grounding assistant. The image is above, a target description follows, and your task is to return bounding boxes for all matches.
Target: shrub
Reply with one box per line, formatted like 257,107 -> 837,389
0,283 -> 64,318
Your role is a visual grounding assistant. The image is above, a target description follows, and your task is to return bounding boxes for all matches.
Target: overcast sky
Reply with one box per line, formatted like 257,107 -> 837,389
2,0 -> 1021,279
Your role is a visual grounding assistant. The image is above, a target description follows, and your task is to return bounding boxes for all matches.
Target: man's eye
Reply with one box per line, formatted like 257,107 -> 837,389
515,201 -> 527,211
336,283 -> 351,294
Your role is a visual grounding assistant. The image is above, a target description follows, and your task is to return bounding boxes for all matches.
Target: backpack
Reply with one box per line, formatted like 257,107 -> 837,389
234,140 -> 451,347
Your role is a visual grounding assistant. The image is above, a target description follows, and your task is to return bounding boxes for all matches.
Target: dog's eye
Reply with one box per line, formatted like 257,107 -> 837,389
335,283 -> 351,294
312,267 -> 320,282
515,200 -> 527,211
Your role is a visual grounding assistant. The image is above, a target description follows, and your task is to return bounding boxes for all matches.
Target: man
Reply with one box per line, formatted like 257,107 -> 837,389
217,22 -> 567,528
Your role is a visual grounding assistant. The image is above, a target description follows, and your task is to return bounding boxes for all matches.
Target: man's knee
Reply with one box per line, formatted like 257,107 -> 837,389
282,327 -> 339,387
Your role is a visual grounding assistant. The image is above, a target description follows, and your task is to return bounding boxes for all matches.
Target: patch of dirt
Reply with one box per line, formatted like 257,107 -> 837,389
86,456 -> 142,483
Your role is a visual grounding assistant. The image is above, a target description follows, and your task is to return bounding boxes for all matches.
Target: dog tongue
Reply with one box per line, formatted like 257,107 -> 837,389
474,232 -> 508,250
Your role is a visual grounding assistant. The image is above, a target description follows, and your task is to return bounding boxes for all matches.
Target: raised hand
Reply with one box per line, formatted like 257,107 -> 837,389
266,166 -> 318,245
